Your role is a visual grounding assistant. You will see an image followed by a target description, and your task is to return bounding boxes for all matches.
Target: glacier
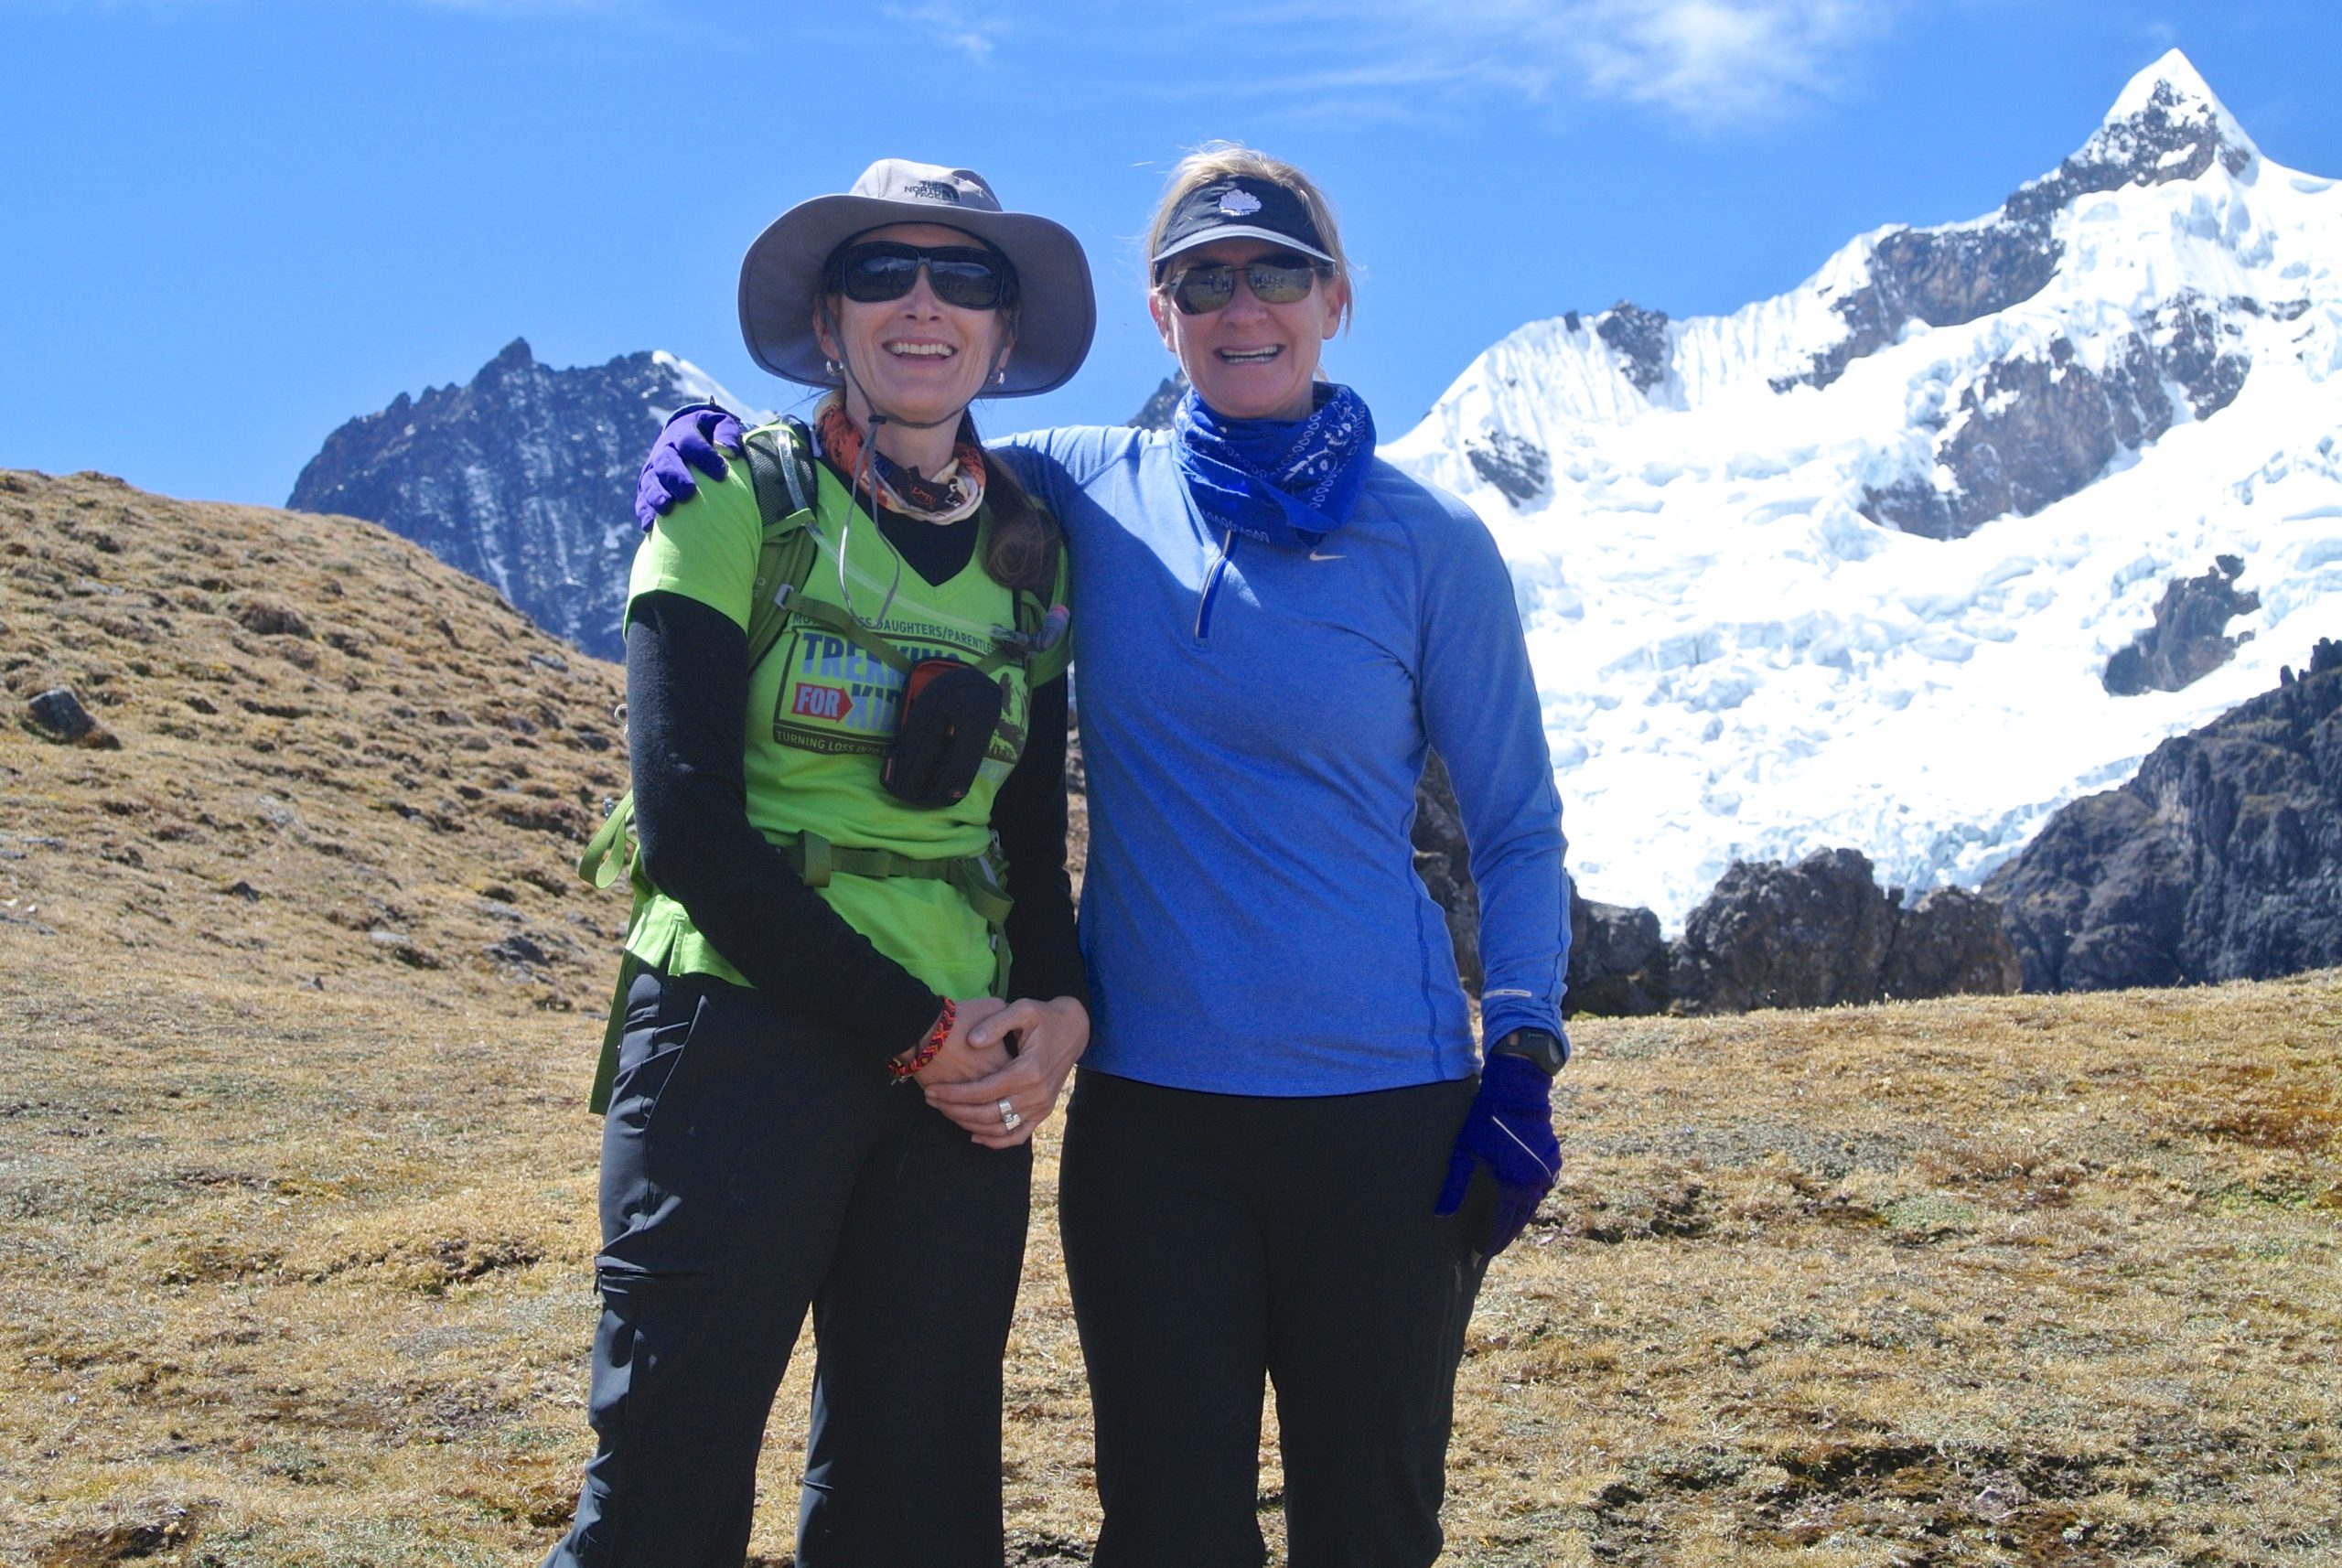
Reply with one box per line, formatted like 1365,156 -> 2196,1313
1382,50 -> 2342,928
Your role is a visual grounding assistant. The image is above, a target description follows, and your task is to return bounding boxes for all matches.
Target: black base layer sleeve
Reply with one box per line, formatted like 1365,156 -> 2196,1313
625,591 -> 942,1059
996,672 -> 1085,1007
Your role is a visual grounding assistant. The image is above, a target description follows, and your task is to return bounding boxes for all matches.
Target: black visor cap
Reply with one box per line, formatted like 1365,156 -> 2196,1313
1152,175 -> 1334,276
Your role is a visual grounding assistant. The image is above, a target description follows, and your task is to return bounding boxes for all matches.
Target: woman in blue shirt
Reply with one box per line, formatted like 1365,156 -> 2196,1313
643,145 -> 1570,1568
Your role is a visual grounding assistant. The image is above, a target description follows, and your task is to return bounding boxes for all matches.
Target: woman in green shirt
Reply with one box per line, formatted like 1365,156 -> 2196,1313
543,160 -> 1094,1568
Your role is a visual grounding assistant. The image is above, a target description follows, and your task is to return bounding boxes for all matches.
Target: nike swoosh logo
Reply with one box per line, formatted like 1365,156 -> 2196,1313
1309,549 -> 1345,561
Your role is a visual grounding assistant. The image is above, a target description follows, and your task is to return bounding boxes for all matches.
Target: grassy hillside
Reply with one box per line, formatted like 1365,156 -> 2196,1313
2,469 -> 628,1015
3,473 -> 2337,1566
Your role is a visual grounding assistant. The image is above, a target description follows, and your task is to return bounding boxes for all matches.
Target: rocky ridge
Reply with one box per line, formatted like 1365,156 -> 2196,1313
1985,637 -> 2342,992
1413,762 -> 2021,1019
2102,555 -> 2260,696
287,339 -> 759,662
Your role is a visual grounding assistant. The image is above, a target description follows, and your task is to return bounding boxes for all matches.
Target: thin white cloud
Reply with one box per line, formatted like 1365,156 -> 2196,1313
1203,0 -> 1897,129
880,2 -> 1001,65
1564,0 -> 1890,123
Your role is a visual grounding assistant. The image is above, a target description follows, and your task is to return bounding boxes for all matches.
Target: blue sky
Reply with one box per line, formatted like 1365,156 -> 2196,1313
4,0 -> 2338,506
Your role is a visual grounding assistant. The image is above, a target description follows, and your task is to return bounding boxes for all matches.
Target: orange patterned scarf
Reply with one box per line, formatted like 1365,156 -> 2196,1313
814,394 -> 989,525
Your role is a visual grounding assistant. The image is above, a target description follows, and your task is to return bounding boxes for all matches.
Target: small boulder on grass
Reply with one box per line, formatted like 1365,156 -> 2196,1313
233,596 -> 313,639
25,686 -> 120,748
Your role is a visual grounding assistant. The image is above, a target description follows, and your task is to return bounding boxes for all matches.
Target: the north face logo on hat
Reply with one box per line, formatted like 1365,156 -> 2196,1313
907,180 -> 962,203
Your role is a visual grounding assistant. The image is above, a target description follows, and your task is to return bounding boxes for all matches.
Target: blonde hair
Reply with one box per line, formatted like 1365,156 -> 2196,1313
1144,143 -> 1354,332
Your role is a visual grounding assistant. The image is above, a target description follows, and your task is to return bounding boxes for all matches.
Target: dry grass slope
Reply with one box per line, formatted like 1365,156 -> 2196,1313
2,468 -> 629,1015
3,473 -> 2337,1566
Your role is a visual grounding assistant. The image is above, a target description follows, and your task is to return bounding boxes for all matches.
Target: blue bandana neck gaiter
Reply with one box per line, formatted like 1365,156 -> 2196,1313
1174,382 -> 1378,551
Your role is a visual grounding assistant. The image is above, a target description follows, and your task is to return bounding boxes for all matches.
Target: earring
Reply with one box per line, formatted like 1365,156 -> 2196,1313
825,358 -> 843,379
994,367 -> 1008,386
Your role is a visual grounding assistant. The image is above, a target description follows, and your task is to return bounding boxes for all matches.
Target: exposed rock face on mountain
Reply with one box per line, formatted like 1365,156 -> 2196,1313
1984,639 -> 2342,992
1128,371 -> 1188,432
1384,49 -> 2342,929
1595,303 -> 1671,394
288,339 -> 755,661
1860,292 -> 2252,539
1782,70 -> 2255,402
2103,555 -> 2261,694
2009,66 -> 2257,220
1799,60 -> 2261,540
1465,431 -> 1551,508
1663,849 -> 2021,1015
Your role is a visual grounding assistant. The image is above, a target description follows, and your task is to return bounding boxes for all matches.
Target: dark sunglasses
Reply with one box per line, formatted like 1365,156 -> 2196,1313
831,242 -> 1015,311
1163,253 -> 1328,316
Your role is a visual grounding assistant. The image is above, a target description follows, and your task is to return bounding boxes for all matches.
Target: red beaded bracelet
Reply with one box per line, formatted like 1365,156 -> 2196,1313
889,998 -> 955,1081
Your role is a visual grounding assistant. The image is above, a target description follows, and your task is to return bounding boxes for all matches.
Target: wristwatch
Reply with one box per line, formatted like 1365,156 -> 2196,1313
1489,1026 -> 1567,1078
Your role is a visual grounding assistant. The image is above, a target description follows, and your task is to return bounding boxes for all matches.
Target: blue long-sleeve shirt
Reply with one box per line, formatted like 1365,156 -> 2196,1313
995,424 -> 1568,1096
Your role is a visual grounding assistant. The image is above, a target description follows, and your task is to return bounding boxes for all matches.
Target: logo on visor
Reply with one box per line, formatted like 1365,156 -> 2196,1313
1218,189 -> 1263,218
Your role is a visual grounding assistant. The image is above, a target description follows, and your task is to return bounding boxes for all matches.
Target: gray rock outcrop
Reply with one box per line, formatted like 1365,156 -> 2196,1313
1880,886 -> 2026,1000
1859,295 -> 2250,540
2102,555 -> 2260,695
1465,431 -> 1552,509
1668,848 -> 1903,1014
25,686 -> 116,749
1983,637 -> 2342,991
1662,848 -> 2021,1015
1595,302 -> 1671,394
1418,821 -> 2020,1019
1566,897 -> 1671,1017
1411,751 -> 1486,993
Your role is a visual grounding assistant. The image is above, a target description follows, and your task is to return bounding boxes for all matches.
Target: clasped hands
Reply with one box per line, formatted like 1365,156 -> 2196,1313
912,994 -> 1090,1149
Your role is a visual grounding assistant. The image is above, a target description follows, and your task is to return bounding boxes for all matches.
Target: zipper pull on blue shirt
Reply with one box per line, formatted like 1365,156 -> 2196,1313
1194,529 -> 1238,641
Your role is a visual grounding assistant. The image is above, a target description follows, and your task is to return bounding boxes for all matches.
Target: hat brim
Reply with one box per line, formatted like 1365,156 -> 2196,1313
739,192 -> 1096,398
1152,227 -> 1337,272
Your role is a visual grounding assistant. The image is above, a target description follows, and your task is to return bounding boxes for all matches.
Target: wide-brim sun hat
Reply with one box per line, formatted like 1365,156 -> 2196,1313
739,158 -> 1096,398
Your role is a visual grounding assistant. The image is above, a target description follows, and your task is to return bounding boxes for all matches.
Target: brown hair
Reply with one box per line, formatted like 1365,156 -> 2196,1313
1144,143 -> 1355,332
968,413 -> 1061,595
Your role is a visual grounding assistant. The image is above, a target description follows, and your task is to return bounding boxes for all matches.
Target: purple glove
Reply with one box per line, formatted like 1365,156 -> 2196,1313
1434,1053 -> 1560,1260
635,402 -> 746,532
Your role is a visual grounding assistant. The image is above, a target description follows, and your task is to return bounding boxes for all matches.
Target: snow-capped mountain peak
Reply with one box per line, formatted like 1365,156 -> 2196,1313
2093,47 -> 2255,167
1383,52 -> 2342,928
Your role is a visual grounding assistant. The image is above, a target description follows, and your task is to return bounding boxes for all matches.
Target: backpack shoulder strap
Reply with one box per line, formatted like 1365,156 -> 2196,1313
740,417 -> 822,675
744,413 -> 818,521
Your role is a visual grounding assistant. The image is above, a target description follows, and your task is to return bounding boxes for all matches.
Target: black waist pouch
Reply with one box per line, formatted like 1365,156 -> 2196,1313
884,659 -> 1004,807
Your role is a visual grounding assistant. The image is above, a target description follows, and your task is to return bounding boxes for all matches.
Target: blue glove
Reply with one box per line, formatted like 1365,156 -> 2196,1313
1434,1053 -> 1560,1260
635,403 -> 746,532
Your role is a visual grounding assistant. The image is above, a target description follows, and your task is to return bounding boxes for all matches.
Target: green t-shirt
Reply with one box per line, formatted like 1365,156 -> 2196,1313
622,435 -> 1070,1000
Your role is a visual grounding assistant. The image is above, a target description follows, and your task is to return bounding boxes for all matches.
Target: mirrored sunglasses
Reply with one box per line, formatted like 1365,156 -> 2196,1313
833,242 -> 1014,311
1165,254 -> 1327,316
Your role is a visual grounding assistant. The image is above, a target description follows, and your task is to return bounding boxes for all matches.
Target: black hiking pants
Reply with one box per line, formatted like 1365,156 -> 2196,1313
542,966 -> 1031,1568
1058,1069 -> 1494,1568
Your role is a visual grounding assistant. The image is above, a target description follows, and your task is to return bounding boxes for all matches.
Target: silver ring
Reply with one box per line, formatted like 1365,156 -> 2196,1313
997,1098 -> 1022,1131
